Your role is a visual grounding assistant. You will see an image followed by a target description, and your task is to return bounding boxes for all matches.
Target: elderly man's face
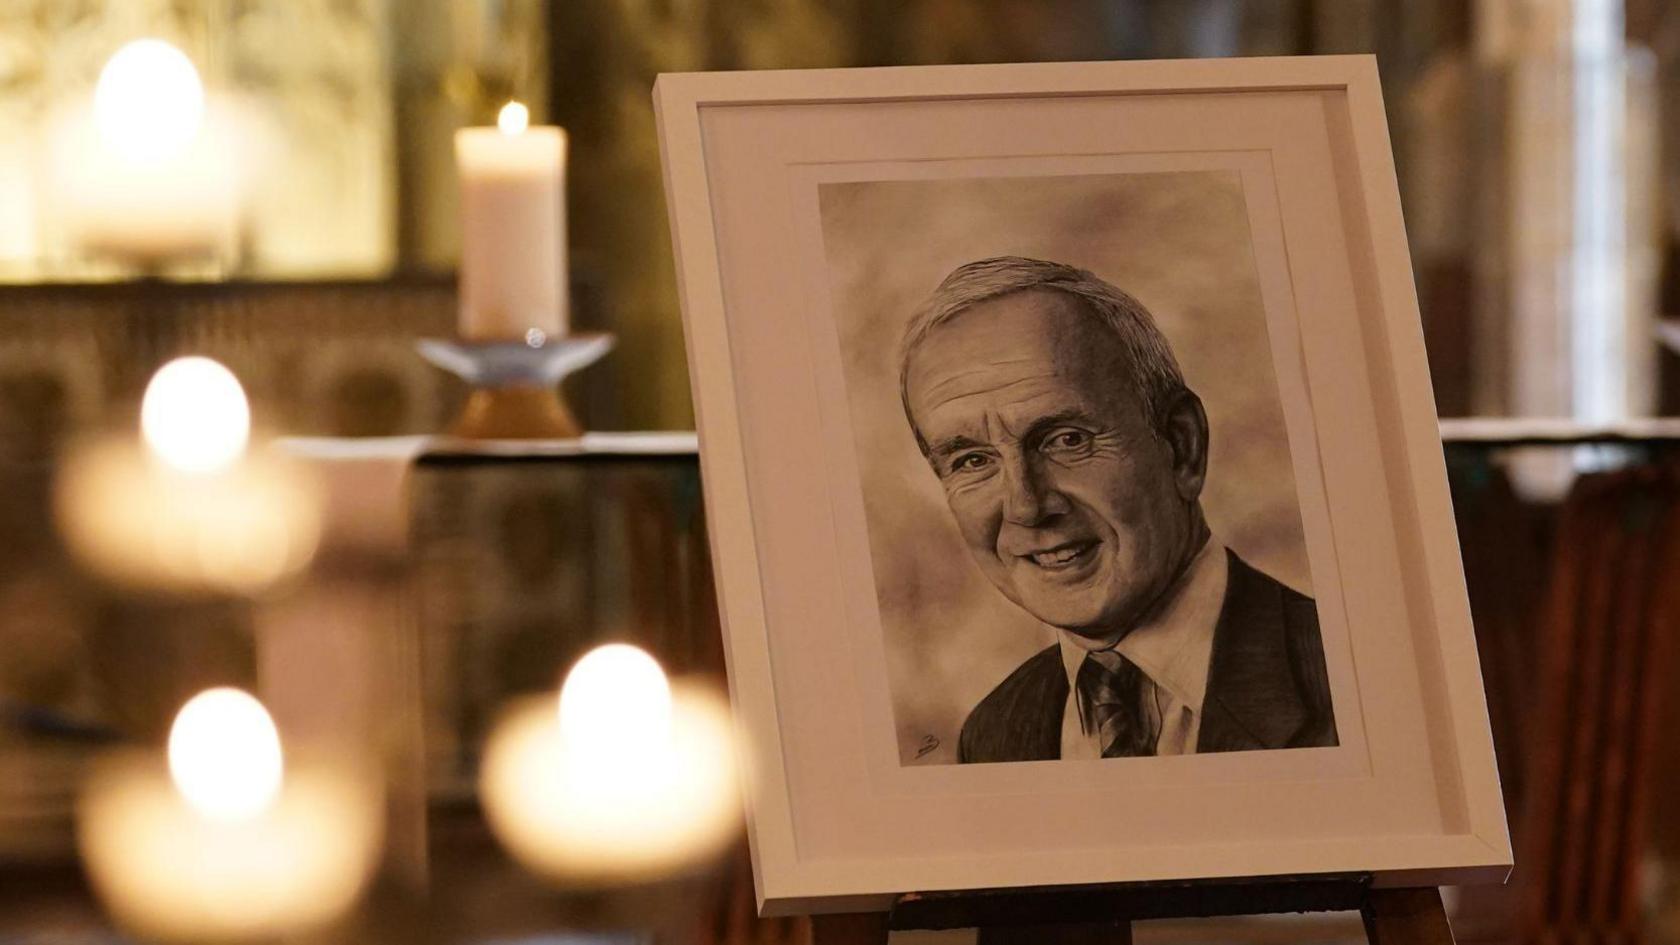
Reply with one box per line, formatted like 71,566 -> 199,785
905,290 -> 1204,637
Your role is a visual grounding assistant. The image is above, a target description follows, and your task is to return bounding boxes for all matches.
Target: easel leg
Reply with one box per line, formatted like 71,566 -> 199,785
810,913 -> 1132,945
1361,888 -> 1456,945
977,920 -> 1133,945
811,912 -> 890,945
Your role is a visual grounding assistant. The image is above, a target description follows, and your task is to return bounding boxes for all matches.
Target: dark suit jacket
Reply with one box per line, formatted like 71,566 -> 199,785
957,551 -> 1336,762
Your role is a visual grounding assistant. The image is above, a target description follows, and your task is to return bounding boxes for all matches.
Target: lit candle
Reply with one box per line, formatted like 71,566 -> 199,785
78,688 -> 382,943
480,644 -> 742,884
52,39 -> 242,267
141,355 -> 251,474
454,100 -> 569,341
55,357 -> 320,593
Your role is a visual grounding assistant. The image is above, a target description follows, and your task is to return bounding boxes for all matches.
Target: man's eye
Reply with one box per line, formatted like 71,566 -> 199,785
951,453 -> 991,472
1043,430 -> 1090,451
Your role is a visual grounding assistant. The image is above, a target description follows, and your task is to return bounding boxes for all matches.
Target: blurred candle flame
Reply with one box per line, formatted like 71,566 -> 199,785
167,687 -> 283,821
141,357 -> 250,474
561,635 -> 672,753
80,688 -> 381,942
94,39 -> 204,164
480,643 -> 742,883
497,101 -> 529,136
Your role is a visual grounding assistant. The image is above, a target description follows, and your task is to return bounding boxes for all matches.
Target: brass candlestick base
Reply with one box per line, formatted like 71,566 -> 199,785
418,332 -> 614,440
450,386 -> 581,439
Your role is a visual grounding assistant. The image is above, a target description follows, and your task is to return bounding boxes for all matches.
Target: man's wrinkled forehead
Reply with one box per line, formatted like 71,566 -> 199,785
904,290 -> 1132,422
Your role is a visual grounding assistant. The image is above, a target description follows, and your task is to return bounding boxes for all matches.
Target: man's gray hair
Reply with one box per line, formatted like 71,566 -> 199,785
898,256 -> 1187,455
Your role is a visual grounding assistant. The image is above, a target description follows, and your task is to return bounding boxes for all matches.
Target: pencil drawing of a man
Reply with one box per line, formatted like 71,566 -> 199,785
899,257 -> 1337,763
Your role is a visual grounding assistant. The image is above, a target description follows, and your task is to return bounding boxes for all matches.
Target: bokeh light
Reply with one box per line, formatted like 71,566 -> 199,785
167,688 -> 283,821
93,39 -> 205,163
141,357 -> 250,474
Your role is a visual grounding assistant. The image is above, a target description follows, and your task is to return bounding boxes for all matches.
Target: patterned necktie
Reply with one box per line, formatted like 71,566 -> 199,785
1075,651 -> 1156,758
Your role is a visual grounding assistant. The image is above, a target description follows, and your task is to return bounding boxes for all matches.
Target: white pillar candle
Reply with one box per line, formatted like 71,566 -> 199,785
78,689 -> 383,944
455,102 -> 569,341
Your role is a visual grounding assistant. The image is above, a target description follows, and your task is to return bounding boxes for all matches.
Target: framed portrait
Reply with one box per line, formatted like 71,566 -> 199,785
655,55 -> 1511,916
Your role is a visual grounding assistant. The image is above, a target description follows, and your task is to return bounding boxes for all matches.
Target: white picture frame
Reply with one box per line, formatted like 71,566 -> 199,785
655,55 -> 1511,916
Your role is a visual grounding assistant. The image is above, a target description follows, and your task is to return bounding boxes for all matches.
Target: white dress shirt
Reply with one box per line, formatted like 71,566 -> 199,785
1058,540 -> 1229,758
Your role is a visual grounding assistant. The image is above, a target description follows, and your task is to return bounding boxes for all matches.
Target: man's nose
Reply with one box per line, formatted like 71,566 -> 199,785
1001,454 -> 1068,525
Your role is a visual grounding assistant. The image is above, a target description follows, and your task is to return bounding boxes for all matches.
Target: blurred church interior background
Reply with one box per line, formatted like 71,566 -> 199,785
3,1 -> 1680,944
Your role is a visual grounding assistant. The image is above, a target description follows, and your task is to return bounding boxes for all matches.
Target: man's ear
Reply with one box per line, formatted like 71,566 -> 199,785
1159,389 -> 1209,501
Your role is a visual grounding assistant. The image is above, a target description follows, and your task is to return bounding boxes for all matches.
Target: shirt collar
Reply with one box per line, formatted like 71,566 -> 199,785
1057,539 -> 1229,711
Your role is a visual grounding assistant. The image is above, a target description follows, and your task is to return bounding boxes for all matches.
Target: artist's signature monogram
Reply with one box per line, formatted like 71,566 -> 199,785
916,734 -> 940,758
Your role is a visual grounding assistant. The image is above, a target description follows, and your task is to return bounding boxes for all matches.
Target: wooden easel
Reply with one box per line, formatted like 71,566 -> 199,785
810,875 -> 1454,945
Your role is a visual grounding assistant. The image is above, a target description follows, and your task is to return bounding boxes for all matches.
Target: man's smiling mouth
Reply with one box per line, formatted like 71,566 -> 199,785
1021,540 -> 1098,570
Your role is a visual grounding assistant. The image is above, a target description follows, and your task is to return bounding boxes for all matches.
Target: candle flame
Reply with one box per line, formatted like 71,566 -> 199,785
141,357 -> 250,474
498,101 -> 530,136
167,688 -> 284,821
479,680 -> 743,883
94,39 -> 205,163
559,644 -> 673,766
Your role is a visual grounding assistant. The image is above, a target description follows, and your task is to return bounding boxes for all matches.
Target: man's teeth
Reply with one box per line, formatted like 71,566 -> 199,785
1032,546 -> 1084,566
